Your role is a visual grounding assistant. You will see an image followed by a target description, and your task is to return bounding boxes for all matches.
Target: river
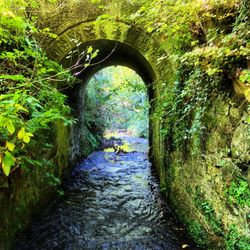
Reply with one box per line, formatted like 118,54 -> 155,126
16,136 -> 198,250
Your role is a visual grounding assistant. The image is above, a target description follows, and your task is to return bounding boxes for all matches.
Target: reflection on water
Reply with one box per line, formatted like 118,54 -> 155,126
104,136 -> 148,153
16,137 -> 197,250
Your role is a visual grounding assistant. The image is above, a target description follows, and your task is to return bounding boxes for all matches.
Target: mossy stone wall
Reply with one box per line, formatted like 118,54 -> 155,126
0,121 -> 70,249
164,93 -> 250,248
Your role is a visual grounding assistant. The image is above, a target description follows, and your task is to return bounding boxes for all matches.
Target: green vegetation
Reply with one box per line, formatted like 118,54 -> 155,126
171,206 -> 210,248
188,220 -> 210,248
0,0 -> 74,177
86,66 -> 149,137
194,187 -> 223,236
127,0 -> 250,151
225,177 -> 250,207
225,225 -> 250,250
0,0 -> 100,177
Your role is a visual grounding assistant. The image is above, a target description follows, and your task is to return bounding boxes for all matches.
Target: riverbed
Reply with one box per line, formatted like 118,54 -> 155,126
16,136 -> 197,250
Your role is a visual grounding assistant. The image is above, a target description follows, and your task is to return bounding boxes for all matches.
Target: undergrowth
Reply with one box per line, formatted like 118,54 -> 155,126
0,0 -> 74,178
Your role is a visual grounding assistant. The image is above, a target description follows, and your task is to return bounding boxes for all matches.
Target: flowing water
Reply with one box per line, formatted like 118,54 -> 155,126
16,136 -> 198,250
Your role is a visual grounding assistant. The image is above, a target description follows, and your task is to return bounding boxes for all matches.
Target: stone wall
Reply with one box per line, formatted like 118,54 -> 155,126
163,91 -> 250,248
0,121 -> 70,249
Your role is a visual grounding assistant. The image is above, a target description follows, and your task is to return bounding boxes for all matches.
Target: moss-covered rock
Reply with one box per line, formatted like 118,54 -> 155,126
231,115 -> 250,163
0,122 -> 70,249
165,93 -> 250,249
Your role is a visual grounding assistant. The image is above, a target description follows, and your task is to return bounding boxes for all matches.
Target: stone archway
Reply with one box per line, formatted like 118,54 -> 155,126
44,19 -> 172,174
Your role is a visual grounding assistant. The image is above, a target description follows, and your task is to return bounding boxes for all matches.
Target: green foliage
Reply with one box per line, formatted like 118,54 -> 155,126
0,0 -> 74,176
239,69 -> 250,84
188,220 -> 210,248
131,0 -> 250,153
86,66 -> 149,138
225,225 -> 250,250
130,0 -> 241,54
172,205 -> 210,248
194,187 -> 224,236
81,126 -> 101,157
225,177 -> 250,207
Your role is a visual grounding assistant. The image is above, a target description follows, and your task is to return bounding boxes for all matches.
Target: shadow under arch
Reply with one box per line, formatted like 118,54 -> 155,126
63,39 -> 156,96
62,39 -> 156,164
44,19 -> 169,172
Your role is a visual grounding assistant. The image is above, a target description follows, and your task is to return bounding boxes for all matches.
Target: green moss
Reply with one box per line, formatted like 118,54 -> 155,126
189,220 -> 210,248
194,187 -> 224,236
225,225 -> 250,250
171,201 -> 210,248
225,177 -> 250,207
55,121 -> 70,176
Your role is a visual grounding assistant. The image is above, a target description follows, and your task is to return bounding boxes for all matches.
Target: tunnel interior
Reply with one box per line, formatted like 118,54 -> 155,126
61,38 -> 158,124
60,39 -> 157,162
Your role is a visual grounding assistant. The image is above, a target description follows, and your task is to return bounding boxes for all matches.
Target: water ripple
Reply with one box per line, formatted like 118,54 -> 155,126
16,139 -> 198,250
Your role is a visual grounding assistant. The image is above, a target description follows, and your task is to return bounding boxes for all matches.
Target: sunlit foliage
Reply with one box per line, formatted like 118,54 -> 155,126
127,0 -> 250,150
0,0 -> 74,176
86,66 -> 149,138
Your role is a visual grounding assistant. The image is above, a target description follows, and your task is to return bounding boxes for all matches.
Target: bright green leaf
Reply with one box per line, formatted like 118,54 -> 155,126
17,127 -> 33,143
92,50 -> 99,59
6,120 -> 15,134
0,74 -> 25,82
18,127 -> 25,140
247,116 -> 250,124
2,152 -> 15,176
23,134 -> 31,143
6,141 -> 15,152
14,104 -> 28,112
87,46 -> 93,54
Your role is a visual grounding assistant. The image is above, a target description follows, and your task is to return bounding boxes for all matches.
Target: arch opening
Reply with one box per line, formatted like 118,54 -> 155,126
85,66 -> 149,152
64,39 -> 155,80
62,39 -> 156,96
61,39 -> 157,163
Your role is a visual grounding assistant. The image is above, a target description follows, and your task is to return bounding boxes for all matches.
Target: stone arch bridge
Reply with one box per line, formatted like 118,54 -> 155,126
38,0 -> 171,175
36,2 -> 250,248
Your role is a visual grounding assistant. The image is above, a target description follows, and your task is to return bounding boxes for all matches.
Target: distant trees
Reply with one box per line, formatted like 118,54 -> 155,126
85,66 -> 149,138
